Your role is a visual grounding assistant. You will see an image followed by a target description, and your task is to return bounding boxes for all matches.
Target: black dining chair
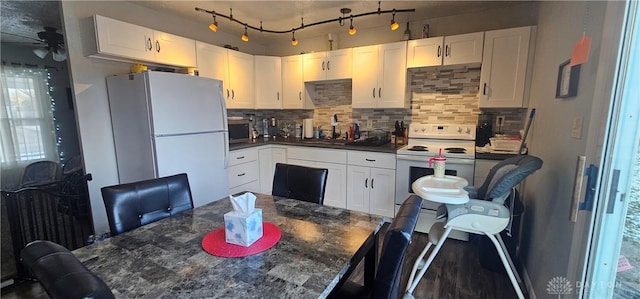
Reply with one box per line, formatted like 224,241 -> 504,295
271,163 -> 329,204
101,173 -> 194,236
332,195 -> 423,299
21,240 -> 115,299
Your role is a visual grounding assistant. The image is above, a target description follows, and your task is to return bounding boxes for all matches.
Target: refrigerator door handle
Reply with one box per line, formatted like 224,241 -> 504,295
223,131 -> 229,169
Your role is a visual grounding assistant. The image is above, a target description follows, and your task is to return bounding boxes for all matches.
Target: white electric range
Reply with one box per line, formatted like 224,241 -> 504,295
395,123 -> 476,240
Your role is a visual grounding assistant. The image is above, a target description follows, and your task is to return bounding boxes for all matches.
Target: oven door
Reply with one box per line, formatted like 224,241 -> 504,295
395,155 -> 475,210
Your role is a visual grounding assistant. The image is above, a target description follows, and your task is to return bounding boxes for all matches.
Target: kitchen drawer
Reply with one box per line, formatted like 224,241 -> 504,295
228,160 -> 259,188
228,148 -> 258,167
287,146 -> 347,164
347,151 -> 396,169
229,180 -> 260,196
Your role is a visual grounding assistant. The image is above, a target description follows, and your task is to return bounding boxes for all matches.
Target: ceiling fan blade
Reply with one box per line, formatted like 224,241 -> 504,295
1,31 -> 43,43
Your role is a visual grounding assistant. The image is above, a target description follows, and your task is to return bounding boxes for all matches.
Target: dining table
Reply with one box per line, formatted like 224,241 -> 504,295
72,192 -> 386,298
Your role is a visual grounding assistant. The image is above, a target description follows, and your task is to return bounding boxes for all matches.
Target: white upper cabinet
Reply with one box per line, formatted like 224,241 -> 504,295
195,41 -> 228,82
479,26 -> 536,108
352,42 -> 407,109
281,55 -> 313,109
303,49 -> 352,82
407,37 -> 444,68
254,56 -> 282,109
92,15 -> 196,67
407,32 -> 484,67
196,42 -> 253,109
226,50 -> 255,109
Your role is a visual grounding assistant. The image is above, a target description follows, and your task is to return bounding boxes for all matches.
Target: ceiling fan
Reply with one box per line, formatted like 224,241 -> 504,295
31,27 -> 66,62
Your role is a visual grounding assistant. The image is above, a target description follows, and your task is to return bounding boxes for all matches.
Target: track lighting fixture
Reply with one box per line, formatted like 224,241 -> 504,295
241,25 -> 249,42
291,31 -> 299,46
195,1 -> 415,43
390,10 -> 399,30
209,13 -> 218,32
348,17 -> 357,35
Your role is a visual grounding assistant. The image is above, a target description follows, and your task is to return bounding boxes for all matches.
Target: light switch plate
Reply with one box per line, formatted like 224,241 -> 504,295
571,116 -> 583,139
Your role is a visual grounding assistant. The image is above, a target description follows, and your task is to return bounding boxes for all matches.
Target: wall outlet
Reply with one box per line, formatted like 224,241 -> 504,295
367,120 -> 373,129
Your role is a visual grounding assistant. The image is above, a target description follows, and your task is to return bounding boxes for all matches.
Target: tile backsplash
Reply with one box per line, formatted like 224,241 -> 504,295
230,65 -> 526,137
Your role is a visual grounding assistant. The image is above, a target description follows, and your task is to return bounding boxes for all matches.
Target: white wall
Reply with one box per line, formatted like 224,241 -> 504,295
59,0 -> 268,233
521,1 -> 625,297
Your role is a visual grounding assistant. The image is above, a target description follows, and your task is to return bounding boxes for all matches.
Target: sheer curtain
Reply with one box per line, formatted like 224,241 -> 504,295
1,65 -> 59,189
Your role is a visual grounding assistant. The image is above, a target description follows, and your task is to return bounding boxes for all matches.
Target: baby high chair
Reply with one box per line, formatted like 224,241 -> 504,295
404,155 -> 543,299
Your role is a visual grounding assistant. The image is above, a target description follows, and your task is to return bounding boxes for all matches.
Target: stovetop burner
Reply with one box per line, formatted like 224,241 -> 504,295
407,145 -> 428,151
444,147 -> 467,154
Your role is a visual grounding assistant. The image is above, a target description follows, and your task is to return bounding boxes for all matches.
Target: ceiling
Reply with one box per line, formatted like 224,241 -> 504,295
0,1 -> 525,46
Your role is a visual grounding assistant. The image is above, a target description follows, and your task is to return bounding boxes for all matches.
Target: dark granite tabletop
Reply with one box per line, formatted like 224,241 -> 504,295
230,137 -> 400,154
73,193 -> 385,298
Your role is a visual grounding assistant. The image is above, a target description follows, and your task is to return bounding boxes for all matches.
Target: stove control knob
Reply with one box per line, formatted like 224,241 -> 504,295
413,128 -> 419,133
465,127 -> 471,134
420,127 -> 426,132
457,126 -> 462,133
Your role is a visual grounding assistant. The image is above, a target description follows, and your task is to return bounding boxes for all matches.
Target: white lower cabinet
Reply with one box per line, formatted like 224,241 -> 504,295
259,146 -> 287,194
228,148 -> 260,195
287,147 -> 347,209
346,152 -> 396,217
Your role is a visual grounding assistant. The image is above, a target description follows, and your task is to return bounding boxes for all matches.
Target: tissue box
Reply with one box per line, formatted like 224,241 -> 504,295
224,209 -> 263,247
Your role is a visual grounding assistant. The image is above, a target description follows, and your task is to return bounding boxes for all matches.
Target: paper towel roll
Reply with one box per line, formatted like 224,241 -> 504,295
303,119 -> 314,139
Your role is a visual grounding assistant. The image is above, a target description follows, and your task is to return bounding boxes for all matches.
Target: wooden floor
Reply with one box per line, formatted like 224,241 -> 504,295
1,230 -> 519,299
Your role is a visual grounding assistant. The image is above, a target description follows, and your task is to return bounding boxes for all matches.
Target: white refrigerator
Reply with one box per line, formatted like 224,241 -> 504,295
106,71 -> 229,207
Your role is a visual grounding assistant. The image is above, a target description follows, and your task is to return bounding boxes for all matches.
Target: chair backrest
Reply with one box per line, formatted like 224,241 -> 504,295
271,163 -> 328,204
475,155 -> 543,204
373,195 -> 423,299
20,161 -> 61,187
101,173 -> 194,236
21,240 -> 114,299
62,155 -> 83,175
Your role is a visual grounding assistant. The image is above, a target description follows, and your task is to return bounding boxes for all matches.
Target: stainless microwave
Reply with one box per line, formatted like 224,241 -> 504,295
228,119 -> 251,143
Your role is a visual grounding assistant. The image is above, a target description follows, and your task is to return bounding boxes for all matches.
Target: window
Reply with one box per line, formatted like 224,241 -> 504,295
1,66 -> 58,167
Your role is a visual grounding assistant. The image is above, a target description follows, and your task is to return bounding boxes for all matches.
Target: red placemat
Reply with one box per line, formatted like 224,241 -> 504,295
202,222 -> 281,258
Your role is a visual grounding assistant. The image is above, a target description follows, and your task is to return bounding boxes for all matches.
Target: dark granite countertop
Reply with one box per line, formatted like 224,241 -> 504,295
230,137 -> 400,154
73,193 -> 385,298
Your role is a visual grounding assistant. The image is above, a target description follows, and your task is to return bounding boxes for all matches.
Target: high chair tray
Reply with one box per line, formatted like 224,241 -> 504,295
412,175 -> 469,204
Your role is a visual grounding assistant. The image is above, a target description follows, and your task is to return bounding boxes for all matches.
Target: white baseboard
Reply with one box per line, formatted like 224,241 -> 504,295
521,264 -> 537,299
0,279 -> 15,289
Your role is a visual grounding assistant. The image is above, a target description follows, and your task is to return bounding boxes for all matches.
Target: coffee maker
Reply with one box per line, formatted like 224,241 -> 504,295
476,113 -> 493,147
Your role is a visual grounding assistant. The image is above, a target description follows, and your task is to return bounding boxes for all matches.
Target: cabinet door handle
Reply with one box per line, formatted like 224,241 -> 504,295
232,89 -> 235,99
147,38 -> 152,51
372,88 -> 376,98
365,158 -> 376,162
226,89 -> 230,99
322,61 -> 325,71
236,156 -> 245,160
237,173 -> 245,177
365,178 -> 368,188
299,91 -> 302,100
155,40 -> 160,53
446,45 -> 450,57
327,60 -> 330,70
378,88 -> 381,98
483,83 -> 487,95
437,45 -> 441,57
277,92 -> 280,101
371,178 -> 374,189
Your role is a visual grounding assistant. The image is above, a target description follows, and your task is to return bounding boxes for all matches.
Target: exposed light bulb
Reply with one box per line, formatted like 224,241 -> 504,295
209,14 -> 218,32
390,11 -> 399,31
241,26 -> 249,42
348,17 -> 356,35
291,32 -> 299,46
349,25 -> 356,35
